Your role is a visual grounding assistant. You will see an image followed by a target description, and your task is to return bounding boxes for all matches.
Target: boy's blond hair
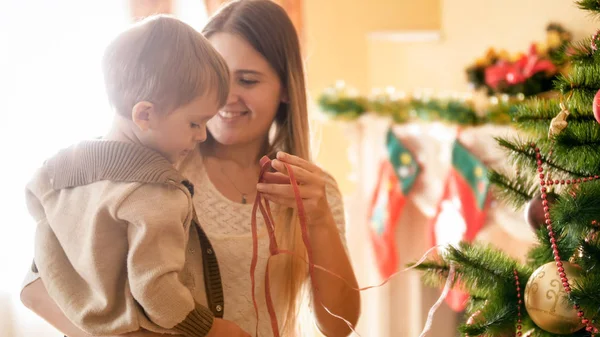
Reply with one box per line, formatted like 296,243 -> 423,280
102,15 -> 230,117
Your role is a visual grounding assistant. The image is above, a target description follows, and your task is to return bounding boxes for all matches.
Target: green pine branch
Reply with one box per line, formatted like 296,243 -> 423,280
510,98 -> 559,135
567,38 -> 597,65
510,118 -> 600,145
545,141 -> 600,177
555,63 -> 600,93
465,295 -> 488,315
511,120 -> 550,138
411,243 -> 533,336
576,239 -> 600,273
550,182 -> 600,236
549,40 -> 571,66
496,137 -> 586,176
497,136 -> 600,178
554,120 -> 600,145
444,243 -> 528,293
410,243 -> 529,298
508,98 -> 600,141
577,0 -> 600,14
527,226 -> 578,266
511,98 -> 561,120
458,303 -> 518,336
552,37 -> 592,65
408,260 -> 453,289
488,169 -> 535,209
570,272 -> 600,318
555,87 -> 596,116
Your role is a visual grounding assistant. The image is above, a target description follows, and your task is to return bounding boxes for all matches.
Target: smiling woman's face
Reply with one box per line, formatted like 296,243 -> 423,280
207,32 -> 286,147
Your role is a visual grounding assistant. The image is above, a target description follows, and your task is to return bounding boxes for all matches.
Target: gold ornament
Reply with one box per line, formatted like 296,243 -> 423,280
524,261 -> 585,334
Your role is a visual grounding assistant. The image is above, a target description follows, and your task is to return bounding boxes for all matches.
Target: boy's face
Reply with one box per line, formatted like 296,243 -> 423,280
136,92 -> 219,164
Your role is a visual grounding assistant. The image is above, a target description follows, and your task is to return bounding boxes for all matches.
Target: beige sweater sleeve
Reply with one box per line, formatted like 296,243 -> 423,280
118,183 -> 214,337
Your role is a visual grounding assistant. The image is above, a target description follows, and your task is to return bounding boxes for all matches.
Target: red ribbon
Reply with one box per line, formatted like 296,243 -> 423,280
250,156 -> 307,337
250,156 -> 459,337
251,156 -> 370,336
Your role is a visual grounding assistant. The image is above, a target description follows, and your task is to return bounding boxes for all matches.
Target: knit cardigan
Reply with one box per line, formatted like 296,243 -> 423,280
25,140 -> 224,336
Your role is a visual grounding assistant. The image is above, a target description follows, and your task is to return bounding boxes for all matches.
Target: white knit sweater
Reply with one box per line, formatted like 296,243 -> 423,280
179,151 -> 348,337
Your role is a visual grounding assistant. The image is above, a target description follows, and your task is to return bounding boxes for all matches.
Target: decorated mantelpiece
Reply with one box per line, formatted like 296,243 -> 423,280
336,113 -> 535,273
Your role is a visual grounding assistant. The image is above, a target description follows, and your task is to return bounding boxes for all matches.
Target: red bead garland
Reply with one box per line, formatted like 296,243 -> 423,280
530,143 -> 598,335
514,269 -> 523,336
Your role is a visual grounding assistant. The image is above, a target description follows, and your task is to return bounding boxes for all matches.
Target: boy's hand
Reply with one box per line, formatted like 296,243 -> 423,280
206,318 -> 251,337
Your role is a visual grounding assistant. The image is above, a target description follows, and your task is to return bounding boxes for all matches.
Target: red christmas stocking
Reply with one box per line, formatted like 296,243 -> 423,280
367,129 -> 420,279
429,140 -> 491,311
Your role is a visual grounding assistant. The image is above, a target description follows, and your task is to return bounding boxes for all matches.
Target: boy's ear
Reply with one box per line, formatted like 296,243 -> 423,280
131,101 -> 155,131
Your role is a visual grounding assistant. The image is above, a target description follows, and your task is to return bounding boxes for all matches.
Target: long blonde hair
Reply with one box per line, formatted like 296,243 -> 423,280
202,1 -> 310,335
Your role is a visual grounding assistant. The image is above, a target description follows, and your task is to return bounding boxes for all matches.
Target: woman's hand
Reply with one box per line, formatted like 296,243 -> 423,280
257,152 -> 361,335
256,152 -> 332,224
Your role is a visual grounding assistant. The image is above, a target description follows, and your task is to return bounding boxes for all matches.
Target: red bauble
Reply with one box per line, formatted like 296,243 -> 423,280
524,193 -> 557,231
594,88 -> 600,124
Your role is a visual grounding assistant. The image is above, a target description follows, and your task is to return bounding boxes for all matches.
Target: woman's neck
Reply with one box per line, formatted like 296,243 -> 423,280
202,136 -> 268,169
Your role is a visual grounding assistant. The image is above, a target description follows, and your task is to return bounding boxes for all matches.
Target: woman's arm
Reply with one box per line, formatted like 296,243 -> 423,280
20,279 -> 166,337
21,279 -> 250,337
307,212 -> 361,336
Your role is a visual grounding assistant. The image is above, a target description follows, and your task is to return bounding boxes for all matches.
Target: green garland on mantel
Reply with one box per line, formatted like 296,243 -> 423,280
317,82 -> 537,126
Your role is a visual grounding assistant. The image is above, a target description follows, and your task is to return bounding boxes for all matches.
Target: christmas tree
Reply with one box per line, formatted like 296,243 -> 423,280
414,1 -> 600,336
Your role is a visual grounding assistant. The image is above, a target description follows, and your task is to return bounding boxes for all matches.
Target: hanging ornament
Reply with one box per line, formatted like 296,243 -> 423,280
524,261 -> 585,334
464,310 -> 483,337
524,193 -> 558,231
548,102 -> 570,138
466,309 -> 483,326
593,88 -> 600,124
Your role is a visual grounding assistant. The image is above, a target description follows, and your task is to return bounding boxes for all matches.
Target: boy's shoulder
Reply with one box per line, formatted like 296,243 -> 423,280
43,139 -> 185,186
26,139 -> 194,204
